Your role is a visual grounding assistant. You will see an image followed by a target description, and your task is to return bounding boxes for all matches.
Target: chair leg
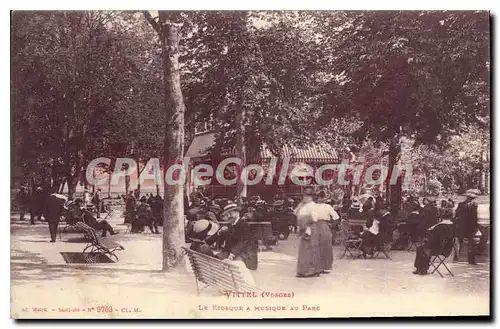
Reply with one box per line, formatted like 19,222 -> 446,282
441,261 -> 454,277
340,245 -> 348,259
430,256 -> 447,278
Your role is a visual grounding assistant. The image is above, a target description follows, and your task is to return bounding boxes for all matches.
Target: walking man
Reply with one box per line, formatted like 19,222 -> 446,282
45,193 -> 67,242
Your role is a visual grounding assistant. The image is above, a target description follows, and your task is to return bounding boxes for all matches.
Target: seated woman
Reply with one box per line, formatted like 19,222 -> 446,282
189,219 -> 222,256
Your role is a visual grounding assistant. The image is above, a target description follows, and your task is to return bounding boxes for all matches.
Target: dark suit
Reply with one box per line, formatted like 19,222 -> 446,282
45,194 -> 66,242
421,203 -> 439,229
454,200 -> 478,264
218,218 -> 258,270
378,211 -> 394,244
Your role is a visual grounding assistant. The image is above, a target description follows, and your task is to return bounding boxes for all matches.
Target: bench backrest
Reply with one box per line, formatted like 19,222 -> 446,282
182,247 -> 261,293
75,222 -> 99,244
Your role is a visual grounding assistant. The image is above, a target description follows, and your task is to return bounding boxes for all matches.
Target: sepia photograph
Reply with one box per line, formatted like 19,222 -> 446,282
10,9 -> 490,319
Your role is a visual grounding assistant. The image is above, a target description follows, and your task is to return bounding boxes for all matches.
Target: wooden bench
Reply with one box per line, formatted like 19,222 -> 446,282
182,247 -> 263,295
74,222 -> 124,262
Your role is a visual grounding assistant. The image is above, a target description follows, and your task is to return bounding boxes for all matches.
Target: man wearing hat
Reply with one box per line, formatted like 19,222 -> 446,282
348,199 -> 363,220
216,203 -> 258,270
69,198 -> 119,237
30,186 -> 45,224
454,189 -> 479,264
421,198 -> 439,230
92,188 -> 103,218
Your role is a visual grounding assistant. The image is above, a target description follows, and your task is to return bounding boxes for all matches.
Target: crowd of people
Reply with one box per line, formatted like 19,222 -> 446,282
14,183 -> 487,280
123,191 -> 163,234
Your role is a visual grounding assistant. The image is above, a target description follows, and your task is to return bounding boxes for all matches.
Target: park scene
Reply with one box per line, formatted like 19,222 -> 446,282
11,11 -> 490,318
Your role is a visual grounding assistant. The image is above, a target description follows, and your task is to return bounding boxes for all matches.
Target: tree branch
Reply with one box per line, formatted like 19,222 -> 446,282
143,11 -> 162,36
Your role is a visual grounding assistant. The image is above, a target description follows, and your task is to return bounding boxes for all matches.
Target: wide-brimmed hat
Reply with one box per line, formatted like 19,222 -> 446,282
221,203 -> 241,217
272,199 -> 285,207
463,189 -> 480,198
192,219 -> 220,237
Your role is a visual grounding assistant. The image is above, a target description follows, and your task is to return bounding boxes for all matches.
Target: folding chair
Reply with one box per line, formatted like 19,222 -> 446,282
373,242 -> 392,260
339,221 -> 364,259
430,254 -> 454,278
429,234 -> 455,278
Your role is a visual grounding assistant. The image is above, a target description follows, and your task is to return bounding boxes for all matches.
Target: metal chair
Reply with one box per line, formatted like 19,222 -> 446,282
338,221 -> 364,259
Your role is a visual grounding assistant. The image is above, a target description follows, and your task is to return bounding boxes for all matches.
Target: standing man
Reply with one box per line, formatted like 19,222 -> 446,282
454,189 -> 479,265
92,188 -> 103,218
124,191 -> 137,224
30,187 -> 44,224
45,193 -> 67,242
16,186 -> 30,221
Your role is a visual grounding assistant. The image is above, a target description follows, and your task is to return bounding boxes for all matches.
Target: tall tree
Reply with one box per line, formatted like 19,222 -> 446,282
12,11 -> 144,196
318,11 -> 489,211
144,11 -> 187,271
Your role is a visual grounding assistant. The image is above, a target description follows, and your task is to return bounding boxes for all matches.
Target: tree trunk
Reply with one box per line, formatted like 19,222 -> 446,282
235,107 -> 247,206
385,138 -> 401,216
137,157 -> 141,196
158,11 -> 186,271
108,171 -> 112,198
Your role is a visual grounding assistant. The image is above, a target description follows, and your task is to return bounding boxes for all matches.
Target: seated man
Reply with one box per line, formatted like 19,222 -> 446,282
216,203 -> 258,270
69,199 -> 118,237
361,213 -> 380,257
413,218 -> 454,275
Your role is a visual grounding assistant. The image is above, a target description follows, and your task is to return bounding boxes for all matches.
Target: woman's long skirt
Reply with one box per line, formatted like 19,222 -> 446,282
297,222 -> 322,276
317,220 -> 333,271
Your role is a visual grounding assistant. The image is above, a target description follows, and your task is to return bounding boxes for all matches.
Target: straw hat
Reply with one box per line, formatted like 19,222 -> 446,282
192,219 -> 220,238
221,203 -> 241,217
